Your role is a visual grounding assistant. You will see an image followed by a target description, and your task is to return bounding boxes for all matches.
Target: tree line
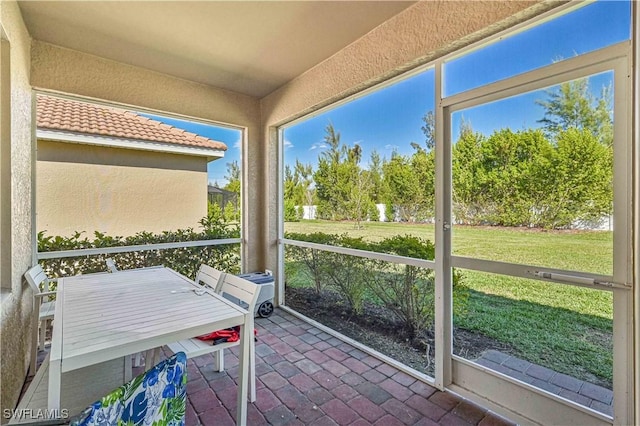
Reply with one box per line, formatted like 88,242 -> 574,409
284,78 -> 613,230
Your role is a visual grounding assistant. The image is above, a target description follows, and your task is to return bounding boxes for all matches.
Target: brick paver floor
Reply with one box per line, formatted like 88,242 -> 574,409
179,309 -> 514,425
28,309 -> 515,425
475,350 -> 613,417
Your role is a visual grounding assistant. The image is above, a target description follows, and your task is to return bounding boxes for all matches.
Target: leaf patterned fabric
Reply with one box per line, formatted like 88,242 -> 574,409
70,352 -> 187,426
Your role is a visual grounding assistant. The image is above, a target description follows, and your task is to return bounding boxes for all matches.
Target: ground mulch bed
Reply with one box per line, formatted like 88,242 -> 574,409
285,286 -> 514,377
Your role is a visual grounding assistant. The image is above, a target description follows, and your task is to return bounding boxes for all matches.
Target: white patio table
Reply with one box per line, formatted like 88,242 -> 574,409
48,266 -> 251,425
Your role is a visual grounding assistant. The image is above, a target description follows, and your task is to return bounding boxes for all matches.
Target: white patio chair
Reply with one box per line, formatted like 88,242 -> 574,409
144,264 -> 226,368
167,273 -> 259,402
24,265 -> 57,375
196,263 -> 227,291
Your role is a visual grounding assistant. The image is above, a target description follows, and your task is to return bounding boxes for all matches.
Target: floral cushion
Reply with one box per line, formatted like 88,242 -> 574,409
70,352 -> 187,426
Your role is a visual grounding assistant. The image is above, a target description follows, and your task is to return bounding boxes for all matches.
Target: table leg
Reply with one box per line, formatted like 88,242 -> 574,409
215,349 -> 224,372
249,316 -> 256,403
124,354 -> 132,382
48,358 -> 61,411
236,314 -> 251,426
144,348 -> 160,371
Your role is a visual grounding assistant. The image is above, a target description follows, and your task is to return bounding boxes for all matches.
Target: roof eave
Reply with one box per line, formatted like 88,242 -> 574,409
36,128 -> 226,160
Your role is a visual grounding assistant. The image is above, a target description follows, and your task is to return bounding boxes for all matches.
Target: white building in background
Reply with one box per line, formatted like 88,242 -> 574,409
299,204 -> 387,222
301,205 -> 317,220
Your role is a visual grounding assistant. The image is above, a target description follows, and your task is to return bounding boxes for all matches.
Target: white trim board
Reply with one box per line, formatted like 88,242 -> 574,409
37,129 -> 225,161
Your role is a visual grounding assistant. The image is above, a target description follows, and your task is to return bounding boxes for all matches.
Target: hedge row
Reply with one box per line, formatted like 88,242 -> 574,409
284,232 -> 465,339
37,219 -> 240,281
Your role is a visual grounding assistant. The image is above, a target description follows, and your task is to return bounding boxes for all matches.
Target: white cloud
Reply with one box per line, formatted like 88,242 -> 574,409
384,144 -> 399,151
284,139 -> 293,150
309,142 -> 329,151
233,138 -> 242,150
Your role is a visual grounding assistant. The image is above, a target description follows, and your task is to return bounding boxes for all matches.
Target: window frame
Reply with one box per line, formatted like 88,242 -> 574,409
442,42 -> 631,289
31,91 -> 246,275
276,7 -> 634,426
441,41 -> 632,425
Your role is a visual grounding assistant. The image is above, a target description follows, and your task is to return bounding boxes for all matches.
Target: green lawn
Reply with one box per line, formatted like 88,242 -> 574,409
285,220 -> 612,275
285,219 -> 613,387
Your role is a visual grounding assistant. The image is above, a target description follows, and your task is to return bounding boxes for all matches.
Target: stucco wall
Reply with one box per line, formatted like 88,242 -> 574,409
29,42 -> 264,270
259,0 -> 562,297
37,140 -> 211,237
0,0 -> 34,418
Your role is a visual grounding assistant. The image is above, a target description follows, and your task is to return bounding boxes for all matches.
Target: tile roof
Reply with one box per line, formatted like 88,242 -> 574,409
36,95 -> 227,152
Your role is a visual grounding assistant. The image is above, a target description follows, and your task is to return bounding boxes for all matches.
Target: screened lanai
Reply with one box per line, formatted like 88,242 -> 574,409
1,1 -> 638,426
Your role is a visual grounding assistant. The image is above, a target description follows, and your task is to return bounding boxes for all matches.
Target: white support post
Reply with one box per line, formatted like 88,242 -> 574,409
434,60 -> 453,390
47,359 -> 61,411
613,289 -> 634,425
611,51 -> 634,426
630,3 -> 639,423
215,350 -> 224,372
277,127 -> 285,307
248,313 -> 256,403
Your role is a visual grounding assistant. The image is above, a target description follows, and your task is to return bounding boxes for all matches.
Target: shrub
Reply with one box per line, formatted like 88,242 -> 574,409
285,232 -> 370,314
321,235 -> 370,315
284,232 -> 338,294
38,218 -> 240,280
284,232 -> 467,339
284,200 -> 300,222
365,235 -> 436,339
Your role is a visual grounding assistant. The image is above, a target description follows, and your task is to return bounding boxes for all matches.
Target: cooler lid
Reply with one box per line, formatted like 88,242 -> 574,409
238,272 -> 274,284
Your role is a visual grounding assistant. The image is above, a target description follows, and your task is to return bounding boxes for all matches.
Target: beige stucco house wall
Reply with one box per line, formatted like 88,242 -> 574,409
35,94 -> 228,238
37,140 -> 211,237
0,0 -> 35,418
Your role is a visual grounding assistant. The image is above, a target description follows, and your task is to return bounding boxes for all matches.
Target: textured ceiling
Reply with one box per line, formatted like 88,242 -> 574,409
19,1 -> 415,98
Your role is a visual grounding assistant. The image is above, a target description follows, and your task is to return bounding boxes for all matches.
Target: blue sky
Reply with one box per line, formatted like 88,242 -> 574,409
147,0 -> 630,184
138,114 -> 242,186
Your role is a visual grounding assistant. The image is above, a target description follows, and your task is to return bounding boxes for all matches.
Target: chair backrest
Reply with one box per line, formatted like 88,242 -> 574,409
195,264 -> 225,291
218,274 -> 260,312
105,258 -> 118,273
24,265 -> 53,296
70,352 -> 187,426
